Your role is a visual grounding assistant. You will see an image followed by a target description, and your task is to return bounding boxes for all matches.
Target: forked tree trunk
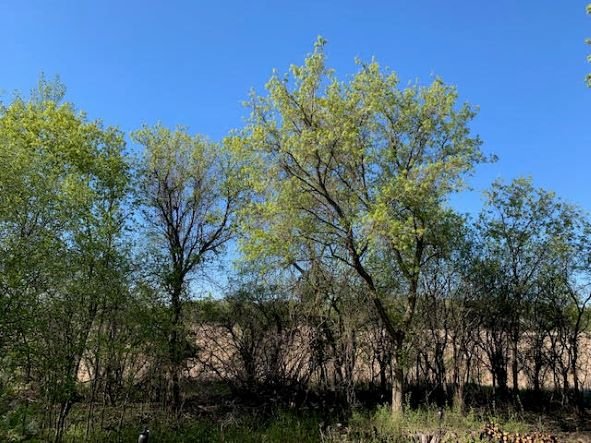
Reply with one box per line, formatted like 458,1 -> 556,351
355,251 -> 419,416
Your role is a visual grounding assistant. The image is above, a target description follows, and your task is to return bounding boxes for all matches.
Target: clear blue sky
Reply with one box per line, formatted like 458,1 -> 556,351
1,0 -> 590,214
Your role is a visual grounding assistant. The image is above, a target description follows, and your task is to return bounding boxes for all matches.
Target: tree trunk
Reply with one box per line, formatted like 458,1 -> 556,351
532,343 -> 543,393
379,360 -> 388,394
54,398 -> 73,443
511,338 -> 519,393
169,283 -> 183,411
532,369 -> 541,393
391,335 -> 405,414
391,359 -> 404,414
358,262 -> 418,416
454,381 -> 464,412
570,337 -> 582,413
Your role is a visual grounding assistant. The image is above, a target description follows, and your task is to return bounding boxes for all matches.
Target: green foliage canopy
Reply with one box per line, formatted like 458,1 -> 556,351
236,39 -> 486,304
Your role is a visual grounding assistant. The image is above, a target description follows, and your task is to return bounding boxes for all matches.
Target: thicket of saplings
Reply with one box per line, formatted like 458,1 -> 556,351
1,43 -> 590,441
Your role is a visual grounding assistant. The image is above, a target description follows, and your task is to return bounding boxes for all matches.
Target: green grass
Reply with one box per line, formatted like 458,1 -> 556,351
0,403 -> 541,442
344,405 -> 532,442
60,410 -> 322,443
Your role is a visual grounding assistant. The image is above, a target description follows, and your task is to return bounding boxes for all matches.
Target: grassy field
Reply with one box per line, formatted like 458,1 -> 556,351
2,382 -> 589,442
56,407 -> 590,442
19,402 -> 584,442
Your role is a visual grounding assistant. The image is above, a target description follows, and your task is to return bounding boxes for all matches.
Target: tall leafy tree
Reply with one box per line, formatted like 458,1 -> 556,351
475,178 -> 582,395
134,125 -> 242,411
236,39 -> 486,413
0,78 -> 130,441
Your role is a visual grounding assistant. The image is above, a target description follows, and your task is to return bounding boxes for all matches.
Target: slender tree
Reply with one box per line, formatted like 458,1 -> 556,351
475,178 -> 579,396
134,125 -> 241,411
